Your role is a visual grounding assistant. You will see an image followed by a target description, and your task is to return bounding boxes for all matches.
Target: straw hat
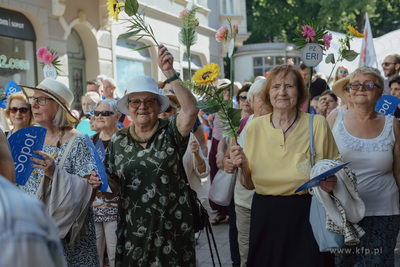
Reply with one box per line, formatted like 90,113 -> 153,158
117,75 -> 170,115
20,78 -> 77,123
164,91 -> 181,109
332,75 -> 351,100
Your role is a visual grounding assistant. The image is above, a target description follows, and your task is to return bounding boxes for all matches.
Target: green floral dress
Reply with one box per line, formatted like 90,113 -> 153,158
104,116 -> 196,266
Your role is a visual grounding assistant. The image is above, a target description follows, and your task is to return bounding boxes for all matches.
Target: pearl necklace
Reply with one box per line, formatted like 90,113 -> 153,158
271,111 -> 298,134
129,121 -> 159,143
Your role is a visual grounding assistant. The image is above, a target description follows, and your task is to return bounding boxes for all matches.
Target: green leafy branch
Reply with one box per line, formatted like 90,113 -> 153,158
179,8 -> 200,79
181,81 -> 241,141
324,28 -> 359,83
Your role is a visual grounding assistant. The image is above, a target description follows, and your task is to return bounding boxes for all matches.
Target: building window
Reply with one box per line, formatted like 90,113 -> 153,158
182,53 -> 202,80
0,8 -> 36,88
253,56 -> 301,77
115,38 -> 152,96
222,0 -> 235,15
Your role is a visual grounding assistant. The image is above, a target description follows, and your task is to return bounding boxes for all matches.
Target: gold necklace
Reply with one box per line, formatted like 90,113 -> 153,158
129,121 -> 159,143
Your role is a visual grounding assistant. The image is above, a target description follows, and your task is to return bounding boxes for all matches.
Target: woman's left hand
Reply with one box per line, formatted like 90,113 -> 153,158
31,150 -> 56,179
319,175 -> 337,193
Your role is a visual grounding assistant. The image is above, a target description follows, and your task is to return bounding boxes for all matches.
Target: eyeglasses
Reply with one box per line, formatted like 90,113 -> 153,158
128,98 -> 157,108
338,70 -> 347,74
164,106 -> 175,113
93,110 -> 115,117
349,82 -> 380,91
238,95 -> 248,102
28,96 -> 54,106
382,62 -> 398,67
10,107 -> 29,114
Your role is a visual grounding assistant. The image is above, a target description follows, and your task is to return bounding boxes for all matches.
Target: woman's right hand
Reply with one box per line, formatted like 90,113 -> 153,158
89,170 -> 101,189
230,145 -> 246,168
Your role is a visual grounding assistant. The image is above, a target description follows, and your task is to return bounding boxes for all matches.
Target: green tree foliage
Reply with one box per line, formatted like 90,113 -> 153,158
245,0 -> 400,44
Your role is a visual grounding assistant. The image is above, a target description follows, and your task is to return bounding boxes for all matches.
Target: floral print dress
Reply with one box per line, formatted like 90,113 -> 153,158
18,133 -> 99,267
104,116 -> 196,267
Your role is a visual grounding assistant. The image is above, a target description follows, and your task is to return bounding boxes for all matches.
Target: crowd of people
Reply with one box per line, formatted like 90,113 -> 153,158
1,46 -> 400,267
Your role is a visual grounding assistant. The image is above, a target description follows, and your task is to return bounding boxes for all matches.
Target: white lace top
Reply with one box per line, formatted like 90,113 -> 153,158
332,110 -> 399,216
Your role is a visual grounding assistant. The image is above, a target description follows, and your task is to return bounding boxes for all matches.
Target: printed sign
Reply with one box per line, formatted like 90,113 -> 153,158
85,134 -> 108,192
9,126 -> 46,185
0,80 -> 22,109
95,139 -> 106,161
375,95 -> 400,115
301,43 -> 323,67
43,64 -> 57,80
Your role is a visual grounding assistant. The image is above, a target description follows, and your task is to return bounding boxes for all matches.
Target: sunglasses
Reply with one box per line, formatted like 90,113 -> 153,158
382,62 -> 397,67
238,95 -> 248,102
93,110 -> 115,117
349,82 -> 380,91
338,70 -> 347,74
128,98 -> 157,108
10,107 -> 29,114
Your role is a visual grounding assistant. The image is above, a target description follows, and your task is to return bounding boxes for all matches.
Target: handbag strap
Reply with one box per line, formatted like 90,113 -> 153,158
309,114 -> 315,167
58,132 -> 78,169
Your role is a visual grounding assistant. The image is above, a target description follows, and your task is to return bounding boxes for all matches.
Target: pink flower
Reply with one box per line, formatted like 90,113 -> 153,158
322,33 -> 333,50
215,26 -> 228,42
42,51 -> 56,66
233,24 -> 238,34
36,47 -> 48,60
179,9 -> 189,19
301,25 -> 316,42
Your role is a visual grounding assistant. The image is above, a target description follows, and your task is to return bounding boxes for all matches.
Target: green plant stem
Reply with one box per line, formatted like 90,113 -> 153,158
325,55 -> 343,90
230,56 -> 234,103
307,67 -> 313,113
187,47 -> 192,79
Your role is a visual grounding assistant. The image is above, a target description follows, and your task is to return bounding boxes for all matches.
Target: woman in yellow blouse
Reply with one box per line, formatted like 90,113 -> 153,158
230,65 -> 341,267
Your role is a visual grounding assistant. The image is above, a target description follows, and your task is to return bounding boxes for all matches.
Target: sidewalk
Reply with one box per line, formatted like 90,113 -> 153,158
196,220 -> 231,267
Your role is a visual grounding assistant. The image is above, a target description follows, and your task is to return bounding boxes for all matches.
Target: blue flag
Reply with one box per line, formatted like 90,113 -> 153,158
375,95 -> 400,115
9,126 -> 46,185
0,80 -> 22,109
84,135 -> 108,192
95,139 -> 106,161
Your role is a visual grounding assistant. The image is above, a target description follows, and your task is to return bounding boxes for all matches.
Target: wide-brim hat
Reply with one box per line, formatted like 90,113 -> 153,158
332,75 -> 351,100
19,78 -> 77,124
164,91 -> 181,109
117,75 -> 170,115
217,78 -> 231,89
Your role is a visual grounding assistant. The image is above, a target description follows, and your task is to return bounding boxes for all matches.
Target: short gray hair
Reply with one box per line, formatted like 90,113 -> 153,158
350,66 -> 384,91
53,106 -> 75,128
96,99 -> 119,114
247,78 -> 266,103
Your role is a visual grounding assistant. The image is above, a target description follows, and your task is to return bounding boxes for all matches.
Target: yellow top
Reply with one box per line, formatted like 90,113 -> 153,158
244,112 -> 341,196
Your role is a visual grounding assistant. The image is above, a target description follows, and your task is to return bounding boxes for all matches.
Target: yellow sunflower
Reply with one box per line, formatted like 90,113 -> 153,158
107,0 -> 125,22
347,25 -> 364,38
193,63 -> 221,85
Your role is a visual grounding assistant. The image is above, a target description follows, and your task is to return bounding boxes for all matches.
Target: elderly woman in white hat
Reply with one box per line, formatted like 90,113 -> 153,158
19,78 -> 99,266
90,45 -> 199,266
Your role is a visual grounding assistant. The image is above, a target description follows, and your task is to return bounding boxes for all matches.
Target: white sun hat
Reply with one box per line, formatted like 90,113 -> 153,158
20,78 -> 77,124
117,75 -> 170,115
